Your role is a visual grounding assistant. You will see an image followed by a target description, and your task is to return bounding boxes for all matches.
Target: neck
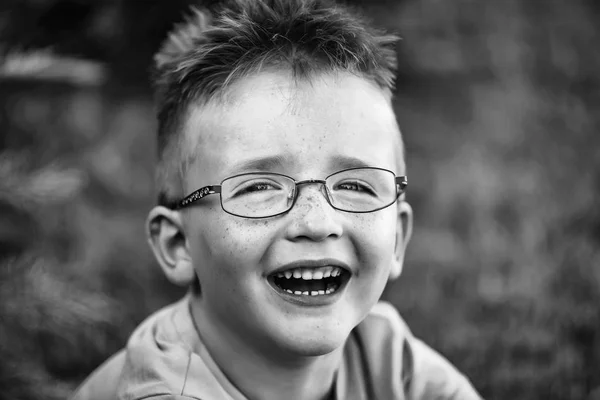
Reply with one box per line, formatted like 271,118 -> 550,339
190,298 -> 342,400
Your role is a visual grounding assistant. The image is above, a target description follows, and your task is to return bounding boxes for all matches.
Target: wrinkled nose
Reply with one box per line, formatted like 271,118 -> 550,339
284,183 -> 343,242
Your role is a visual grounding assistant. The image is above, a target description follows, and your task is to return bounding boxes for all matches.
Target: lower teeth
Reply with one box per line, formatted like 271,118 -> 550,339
284,283 -> 337,296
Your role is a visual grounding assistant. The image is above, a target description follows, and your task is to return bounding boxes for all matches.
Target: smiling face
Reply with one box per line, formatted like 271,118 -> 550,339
177,70 -> 411,358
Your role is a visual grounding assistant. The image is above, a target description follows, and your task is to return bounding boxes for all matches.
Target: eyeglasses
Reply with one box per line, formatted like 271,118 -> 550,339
174,167 -> 407,219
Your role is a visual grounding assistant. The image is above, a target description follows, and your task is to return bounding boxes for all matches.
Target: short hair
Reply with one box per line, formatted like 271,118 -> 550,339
153,0 -> 400,206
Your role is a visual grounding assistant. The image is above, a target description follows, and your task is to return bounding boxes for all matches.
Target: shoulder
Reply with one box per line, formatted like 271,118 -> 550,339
71,297 -> 200,400
70,350 -> 127,400
119,296 -> 200,398
355,301 -> 483,400
405,337 -> 482,399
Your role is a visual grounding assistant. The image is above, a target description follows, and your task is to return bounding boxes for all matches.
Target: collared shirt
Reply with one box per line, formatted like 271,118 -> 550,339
71,295 -> 482,400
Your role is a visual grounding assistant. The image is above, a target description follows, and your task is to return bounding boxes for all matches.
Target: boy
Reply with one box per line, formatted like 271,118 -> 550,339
73,1 -> 482,399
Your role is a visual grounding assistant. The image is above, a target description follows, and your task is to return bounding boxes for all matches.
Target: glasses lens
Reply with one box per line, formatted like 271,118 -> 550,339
221,173 -> 295,217
326,168 -> 397,212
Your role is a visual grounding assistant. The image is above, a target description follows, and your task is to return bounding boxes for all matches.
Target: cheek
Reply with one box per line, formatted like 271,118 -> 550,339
351,211 -> 398,270
190,214 -> 276,278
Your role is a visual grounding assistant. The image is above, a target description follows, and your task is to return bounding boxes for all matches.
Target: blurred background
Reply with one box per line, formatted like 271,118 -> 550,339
0,0 -> 598,399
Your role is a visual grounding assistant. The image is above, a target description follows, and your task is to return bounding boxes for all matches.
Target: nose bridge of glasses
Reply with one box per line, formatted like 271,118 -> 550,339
292,179 -> 331,204
295,178 -> 327,187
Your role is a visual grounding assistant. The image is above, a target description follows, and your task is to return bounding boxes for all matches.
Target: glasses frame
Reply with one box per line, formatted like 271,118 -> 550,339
174,167 -> 407,219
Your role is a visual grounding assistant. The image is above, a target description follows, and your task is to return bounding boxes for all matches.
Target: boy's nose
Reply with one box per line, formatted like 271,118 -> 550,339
284,183 -> 343,242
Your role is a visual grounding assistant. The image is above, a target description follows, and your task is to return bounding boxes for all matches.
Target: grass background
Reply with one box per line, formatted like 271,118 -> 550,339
0,1 -> 599,399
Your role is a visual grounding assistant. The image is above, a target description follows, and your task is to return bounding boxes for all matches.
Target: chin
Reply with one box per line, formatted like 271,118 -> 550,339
273,324 -> 351,357
284,339 -> 343,357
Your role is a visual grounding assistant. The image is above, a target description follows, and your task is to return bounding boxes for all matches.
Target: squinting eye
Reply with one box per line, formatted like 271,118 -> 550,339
335,180 -> 376,194
232,180 -> 283,197
242,183 -> 274,192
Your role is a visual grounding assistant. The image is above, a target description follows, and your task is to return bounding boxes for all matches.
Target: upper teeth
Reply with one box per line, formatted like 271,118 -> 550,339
276,266 -> 342,280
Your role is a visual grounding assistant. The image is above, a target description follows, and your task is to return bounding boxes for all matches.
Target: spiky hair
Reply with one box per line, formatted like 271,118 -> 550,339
154,0 -> 400,206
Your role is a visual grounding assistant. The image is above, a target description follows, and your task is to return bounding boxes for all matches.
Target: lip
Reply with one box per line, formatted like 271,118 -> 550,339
268,258 -> 352,276
269,282 -> 349,307
266,258 -> 352,307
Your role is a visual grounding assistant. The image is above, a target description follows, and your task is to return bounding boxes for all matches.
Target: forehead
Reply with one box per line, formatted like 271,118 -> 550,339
182,70 -> 404,181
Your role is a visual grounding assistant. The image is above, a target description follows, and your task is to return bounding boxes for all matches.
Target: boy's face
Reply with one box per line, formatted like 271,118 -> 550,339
180,70 -> 411,357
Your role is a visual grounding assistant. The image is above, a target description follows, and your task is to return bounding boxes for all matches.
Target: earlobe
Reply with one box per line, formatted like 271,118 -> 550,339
390,201 -> 413,281
146,206 -> 196,286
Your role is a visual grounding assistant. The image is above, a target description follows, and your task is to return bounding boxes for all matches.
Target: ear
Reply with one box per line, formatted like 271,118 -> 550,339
146,206 -> 196,286
390,201 -> 413,281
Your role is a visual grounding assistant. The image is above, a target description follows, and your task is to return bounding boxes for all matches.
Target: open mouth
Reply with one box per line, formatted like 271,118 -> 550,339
268,266 -> 351,296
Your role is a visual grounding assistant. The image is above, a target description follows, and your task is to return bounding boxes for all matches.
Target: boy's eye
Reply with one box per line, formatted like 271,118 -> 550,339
231,179 -> 283,197
242,183 -> 274,192
333,180 -> 376,195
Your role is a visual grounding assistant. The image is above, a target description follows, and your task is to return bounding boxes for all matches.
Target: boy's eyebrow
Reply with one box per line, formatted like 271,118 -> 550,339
230,155 -> 287,173
328,155 -> 373,170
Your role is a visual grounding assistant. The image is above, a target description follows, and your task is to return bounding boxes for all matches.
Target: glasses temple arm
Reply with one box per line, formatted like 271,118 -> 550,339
395,176 -> 408,193
175,185 -> 221,209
